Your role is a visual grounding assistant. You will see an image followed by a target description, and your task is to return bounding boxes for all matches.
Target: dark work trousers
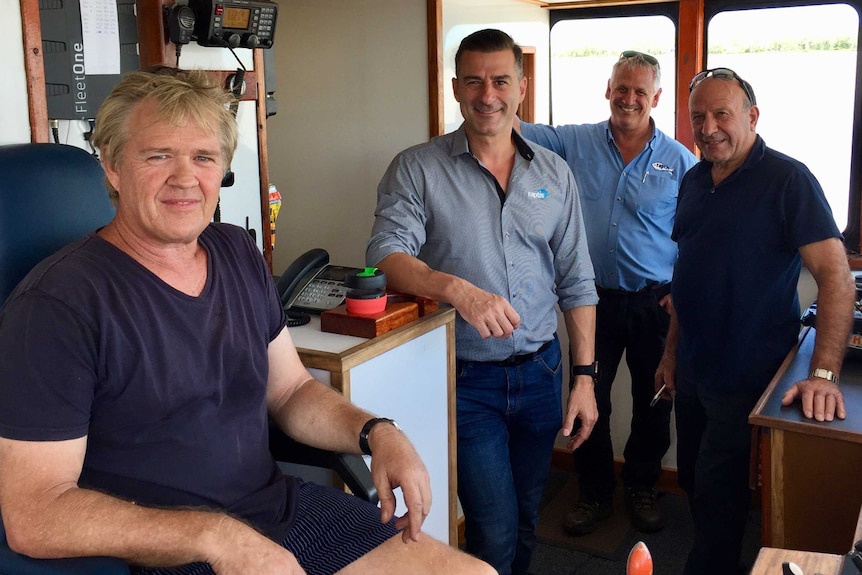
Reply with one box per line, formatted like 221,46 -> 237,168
572,288 -> 673,503
675,377 -> 762,575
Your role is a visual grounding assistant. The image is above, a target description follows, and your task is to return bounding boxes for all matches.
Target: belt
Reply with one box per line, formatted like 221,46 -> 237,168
490,340 -> 553,366
596,283 -> 671,300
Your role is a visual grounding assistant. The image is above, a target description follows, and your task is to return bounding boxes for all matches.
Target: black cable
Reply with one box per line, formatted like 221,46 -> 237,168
83,120 -> 98,158
227,44 -> 246,73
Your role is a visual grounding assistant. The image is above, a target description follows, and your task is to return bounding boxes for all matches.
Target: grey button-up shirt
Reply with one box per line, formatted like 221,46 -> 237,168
367,124 -> 597,362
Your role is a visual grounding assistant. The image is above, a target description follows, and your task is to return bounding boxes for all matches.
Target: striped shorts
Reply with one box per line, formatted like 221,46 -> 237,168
131,482 -> 399,575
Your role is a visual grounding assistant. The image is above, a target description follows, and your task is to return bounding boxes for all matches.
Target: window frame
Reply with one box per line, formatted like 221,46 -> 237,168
703,0 -> 862,252
549,0 -> 862,254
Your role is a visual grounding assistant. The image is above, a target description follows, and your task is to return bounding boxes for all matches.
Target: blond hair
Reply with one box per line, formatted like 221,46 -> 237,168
92,67 -> 238,201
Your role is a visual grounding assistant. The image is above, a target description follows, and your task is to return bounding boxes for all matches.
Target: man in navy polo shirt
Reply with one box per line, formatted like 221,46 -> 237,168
655,68 -> 855,575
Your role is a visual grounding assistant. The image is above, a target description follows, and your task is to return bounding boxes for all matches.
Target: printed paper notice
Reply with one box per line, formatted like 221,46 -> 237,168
80,0 -> 121,75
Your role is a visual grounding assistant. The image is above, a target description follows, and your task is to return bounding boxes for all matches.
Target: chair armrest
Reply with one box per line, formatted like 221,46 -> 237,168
268,422 -> 378,505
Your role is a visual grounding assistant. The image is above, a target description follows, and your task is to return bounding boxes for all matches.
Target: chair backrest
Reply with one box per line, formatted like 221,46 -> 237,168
0,143 -> 115,304
0,143 -> 127,574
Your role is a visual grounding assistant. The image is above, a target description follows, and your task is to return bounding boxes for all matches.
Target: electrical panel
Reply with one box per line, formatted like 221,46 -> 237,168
40,0 -> 139,120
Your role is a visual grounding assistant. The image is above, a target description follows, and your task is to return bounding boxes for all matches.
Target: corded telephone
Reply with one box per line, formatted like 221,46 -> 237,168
275,248 -> 362,326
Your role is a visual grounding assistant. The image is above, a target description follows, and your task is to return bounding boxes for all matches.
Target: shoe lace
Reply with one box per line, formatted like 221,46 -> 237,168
629,488 -> 658,508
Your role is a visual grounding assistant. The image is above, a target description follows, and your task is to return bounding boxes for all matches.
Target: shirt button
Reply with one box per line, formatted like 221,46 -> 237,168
612,222 -> 618,227
617,197 -> 622,202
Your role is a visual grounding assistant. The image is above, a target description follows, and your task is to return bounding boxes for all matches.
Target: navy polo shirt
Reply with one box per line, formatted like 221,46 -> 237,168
671,136 -> 841,392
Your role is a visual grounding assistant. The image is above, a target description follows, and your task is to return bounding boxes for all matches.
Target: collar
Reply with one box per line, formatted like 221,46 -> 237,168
699,134 -> 765,182
604,117 -> 658,150
452,122 -> 535,162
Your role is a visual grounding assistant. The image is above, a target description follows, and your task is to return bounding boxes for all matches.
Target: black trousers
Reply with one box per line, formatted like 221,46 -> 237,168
675,377 -> 762,575
572,288 -> 673,503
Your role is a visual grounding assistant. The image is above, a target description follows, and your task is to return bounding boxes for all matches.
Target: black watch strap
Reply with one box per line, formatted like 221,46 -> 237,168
571,361 -> 599,383
359,417 -> 400,456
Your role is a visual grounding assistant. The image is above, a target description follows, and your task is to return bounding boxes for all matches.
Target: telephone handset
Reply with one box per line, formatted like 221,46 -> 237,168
275,248 -> 363,326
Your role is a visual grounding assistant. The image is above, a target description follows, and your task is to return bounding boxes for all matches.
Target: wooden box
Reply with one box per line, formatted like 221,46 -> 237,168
320,301 -> 419,338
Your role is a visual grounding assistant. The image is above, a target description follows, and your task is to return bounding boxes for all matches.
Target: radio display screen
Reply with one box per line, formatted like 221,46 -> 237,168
223,7 -> 251,29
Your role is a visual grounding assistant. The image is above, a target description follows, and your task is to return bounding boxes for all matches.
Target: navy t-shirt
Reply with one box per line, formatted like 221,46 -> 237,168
0,223 -> 298,541
672,136 -> 841,393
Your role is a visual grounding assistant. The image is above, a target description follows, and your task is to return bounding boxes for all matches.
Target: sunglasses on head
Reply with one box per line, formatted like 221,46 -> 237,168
619,50 -> 659,67
689,68 -> 757,106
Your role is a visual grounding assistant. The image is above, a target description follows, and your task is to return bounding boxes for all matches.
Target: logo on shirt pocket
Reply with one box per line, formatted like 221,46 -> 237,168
651,162 -> 675,176
528,188 -> 549,200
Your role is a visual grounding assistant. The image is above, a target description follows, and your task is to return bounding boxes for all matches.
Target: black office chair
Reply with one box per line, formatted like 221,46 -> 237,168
0,143 -> 375,575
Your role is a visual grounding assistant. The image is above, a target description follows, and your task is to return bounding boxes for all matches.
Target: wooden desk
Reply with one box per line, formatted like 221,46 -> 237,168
288,308 -> 457,546
750,327 -> 862,554
750,548 -> 844,575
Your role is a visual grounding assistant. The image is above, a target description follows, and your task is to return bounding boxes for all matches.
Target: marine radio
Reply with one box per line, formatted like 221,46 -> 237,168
186,0 -> 277,49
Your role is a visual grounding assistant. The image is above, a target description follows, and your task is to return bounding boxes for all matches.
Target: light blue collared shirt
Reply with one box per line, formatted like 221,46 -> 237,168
521,120 -> 697,292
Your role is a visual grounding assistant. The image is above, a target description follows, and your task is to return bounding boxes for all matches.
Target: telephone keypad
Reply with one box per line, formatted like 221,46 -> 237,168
295,279 -> 349,310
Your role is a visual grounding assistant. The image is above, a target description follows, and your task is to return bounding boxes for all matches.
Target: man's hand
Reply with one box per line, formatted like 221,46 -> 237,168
366,423 -> 432,543
563,377 -> 598,450
453,284 -> 521,339
654,353 -> 676,402
208,517 -> 307,574
781,377 -> 846,421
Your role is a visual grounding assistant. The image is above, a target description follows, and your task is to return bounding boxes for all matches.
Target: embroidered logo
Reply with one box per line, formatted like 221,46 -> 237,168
651,162 -> 674,175
528,188 -> 549,200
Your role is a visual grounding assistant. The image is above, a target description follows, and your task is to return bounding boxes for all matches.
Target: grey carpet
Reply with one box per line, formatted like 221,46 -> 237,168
529,469 -> 762,575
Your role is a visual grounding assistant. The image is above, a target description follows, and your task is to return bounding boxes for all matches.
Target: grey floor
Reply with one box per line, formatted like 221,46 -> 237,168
527,468 -> 762,575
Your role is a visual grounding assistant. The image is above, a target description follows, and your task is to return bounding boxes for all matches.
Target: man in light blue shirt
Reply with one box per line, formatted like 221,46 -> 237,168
520,51 -> 697,535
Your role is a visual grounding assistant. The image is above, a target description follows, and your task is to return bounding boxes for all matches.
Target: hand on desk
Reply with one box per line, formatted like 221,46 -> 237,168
781,377 -> 846,422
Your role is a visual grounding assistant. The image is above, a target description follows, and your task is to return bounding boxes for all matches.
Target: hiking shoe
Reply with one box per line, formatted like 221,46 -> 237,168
625,486 -> 664,533
564,499 -> 612,536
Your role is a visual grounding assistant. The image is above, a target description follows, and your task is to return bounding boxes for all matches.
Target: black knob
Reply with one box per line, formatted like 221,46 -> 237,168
223,32 -> 240,48
242,33 -> 260,49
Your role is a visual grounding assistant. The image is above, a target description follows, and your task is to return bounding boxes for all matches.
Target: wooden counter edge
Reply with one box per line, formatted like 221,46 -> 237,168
751,547 -> 844,575
749,326 -> 808,426
296,308 -> 456,372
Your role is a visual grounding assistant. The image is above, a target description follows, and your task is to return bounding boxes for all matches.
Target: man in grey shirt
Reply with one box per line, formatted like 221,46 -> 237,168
367,29 -> 598,575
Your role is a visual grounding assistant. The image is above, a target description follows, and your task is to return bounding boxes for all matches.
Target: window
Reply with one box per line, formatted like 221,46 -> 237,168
705,3 -> 859,231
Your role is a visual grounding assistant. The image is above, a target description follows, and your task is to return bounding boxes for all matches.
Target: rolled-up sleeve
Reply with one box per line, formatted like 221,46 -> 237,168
550,168 -> 598,311
366,152 -> 428,266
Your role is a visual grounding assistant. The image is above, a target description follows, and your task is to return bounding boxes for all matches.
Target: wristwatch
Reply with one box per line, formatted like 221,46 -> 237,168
809,368 -> 839,384
359,417 -> 401,456
571,361 -> 599,383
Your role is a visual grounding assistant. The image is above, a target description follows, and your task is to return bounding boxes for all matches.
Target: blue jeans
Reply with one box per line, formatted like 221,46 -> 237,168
456,336 -> 563,575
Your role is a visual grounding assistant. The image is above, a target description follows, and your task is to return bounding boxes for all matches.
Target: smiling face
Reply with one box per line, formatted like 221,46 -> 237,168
102,98 -> 226,248
605,64 -> 661,133
689,76 -> 759,175
452,49 -> 526,141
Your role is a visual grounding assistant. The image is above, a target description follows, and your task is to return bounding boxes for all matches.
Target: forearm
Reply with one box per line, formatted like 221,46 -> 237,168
662,302 -> 679,361
271,376 -> 376,454
810,274 -> 855,376
563,304 -> 596,367
802,238 -> 856,377
4,484 -> 244,566
375,252 -> 473,309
